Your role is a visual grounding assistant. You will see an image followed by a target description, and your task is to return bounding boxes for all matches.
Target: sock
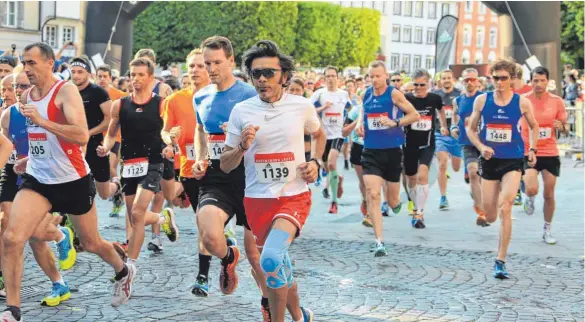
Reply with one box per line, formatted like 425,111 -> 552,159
496,259 -> 505,265
164,200 -> 174,209
416,184 -> 429,213
198,254 -> 212,279
126,258 -> 137,265
5,306 -> 20,321
114,264 -> 128,281
221,247 -> 234,265
330,170 -> 339,202
157,213 -> 166,224
408,187 -> 417,210
544,221 -> 551,233
55,277 -> 66,286
261,297 -> 269,308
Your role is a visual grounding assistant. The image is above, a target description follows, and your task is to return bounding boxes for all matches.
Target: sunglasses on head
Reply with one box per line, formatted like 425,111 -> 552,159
492,75 -> 510,82
250,68 -> 281,80
413,83 -> 427,87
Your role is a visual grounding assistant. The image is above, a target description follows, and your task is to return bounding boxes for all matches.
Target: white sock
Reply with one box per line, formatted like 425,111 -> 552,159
408,187 -> 417,210
544,221 -> 551,232
55,277 -> 66,286
158,213 -> 166,224
127,258 -> 137,265
416,184 -> 429,213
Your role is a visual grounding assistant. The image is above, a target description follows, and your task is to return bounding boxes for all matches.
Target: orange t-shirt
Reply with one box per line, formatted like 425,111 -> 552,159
107,86 -> 127,143
162,88 -> 196,177
513,84 -> 533,95
521,92 -> 567,157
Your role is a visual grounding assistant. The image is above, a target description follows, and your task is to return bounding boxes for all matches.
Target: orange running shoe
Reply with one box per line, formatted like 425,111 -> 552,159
219,246 -> 240,295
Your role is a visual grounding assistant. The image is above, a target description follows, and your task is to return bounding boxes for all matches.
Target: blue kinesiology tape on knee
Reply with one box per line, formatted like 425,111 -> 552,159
260,228 -> 291,289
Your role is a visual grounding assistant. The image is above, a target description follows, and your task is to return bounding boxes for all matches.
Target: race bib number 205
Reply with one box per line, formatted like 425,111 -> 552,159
254,152 -> 295,184
28,133 -> 51,159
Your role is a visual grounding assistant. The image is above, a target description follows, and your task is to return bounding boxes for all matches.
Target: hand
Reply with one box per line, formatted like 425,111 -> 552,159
298,161 -> 319,183
553,120 -> 564,131
451,128 -> 459,139
96,145 -> 110,157
170,126 -> 182,139
380,116 -> 396,128
323,101 -> 333,110
527,150 -> 537,167
241,125 -> 260,150
191,160 -> 209,180
162,145 -> 174,160
13,158 -> 27,174
480,145 -> 495,160
219,122 -> 228,134
20,104 -> 45,126
440,127 -> 450,136
356,126 -> 364,137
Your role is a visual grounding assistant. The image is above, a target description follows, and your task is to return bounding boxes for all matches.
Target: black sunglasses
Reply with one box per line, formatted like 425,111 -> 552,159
250,68 -> 281,80
413,83 -> 427,87
492,75 -> 510,82
391,79 -> 402,82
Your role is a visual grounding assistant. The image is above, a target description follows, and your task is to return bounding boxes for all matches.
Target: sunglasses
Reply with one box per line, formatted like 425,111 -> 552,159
250,68 -> 281,80
13,83 -> 31,90
492,75 -> 510,82
463,78 -> 478,83
391,79 -> 402,83
413,83 -> 427,87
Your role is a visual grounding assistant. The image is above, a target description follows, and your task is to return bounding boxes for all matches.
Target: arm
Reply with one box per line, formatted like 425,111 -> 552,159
450,98 -> 459,129
391,88 -> 420,126
314,102 -> 331,114
159,83 -> 173,99
554,99 -> 570,135
194,123 -> 208,163
0,107 -> 10,137
89,100 -> 112,137
101,100 -> 121,153
0,133 -> 13,169
519,96 -> 539,152
466,94 -> 487,152
311,126 -> 326,161
220,108 -> 247,174
161,97 -> 177,146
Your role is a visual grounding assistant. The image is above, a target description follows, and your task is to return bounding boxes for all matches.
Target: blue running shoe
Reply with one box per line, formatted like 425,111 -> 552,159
321,169 -> 327,177
439,196 -> 449,210
493,260 -> 509,279
191,275 -> 210,297
41,282 -> 71,307
411,213 -> 426,229
301,307 -> 314,322
381,201 -> 389,217
315,174 -> 321,187
226,236 -> 237,247
374,241 -> 388,257
57,227 -> 76,270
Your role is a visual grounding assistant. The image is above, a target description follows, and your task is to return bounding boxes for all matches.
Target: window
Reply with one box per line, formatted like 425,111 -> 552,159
404,1 -> 412,16
45,25 -> 58,48
488,51 -> 497,63
426,28 -> 435,44
403,26 -> 412,43
428,2 -> 436,19
391,54 -> 400,71
475,51 -> 483,64
461,49 -> 470,64
382,1 -> 387,13
463,25 -> 472,46
4,1 -> 17,27
62,26 -> 75,46
489,27 -> 497,48
414,1 -> 423,17
414,27 -> 423,44
392,25 -> 401,42
465,1 -> 473,13
476,26 -> 485,48
426,56 -> 434,70
402,54 -> 411,72
479,3 -> 487,14
441,3 -> 450,16
393,1 -> 401,15
413,55 -> 422,69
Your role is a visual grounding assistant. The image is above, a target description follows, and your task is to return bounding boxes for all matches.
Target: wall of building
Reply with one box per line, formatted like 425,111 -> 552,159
454,1 -> 500,65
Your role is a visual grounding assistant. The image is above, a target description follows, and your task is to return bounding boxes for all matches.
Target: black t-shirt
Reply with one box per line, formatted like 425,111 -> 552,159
433,88 -> 461,128
404,92 -> 443,149
80,83 -> 110,144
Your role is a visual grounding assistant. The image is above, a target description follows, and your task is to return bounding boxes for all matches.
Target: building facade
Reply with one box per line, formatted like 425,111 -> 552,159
454,1 -> 500,65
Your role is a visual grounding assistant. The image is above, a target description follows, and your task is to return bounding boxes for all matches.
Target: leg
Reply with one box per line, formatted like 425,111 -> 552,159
196,205 -> 230,259
327,148 -> 340,203
364,175 -> 385,241
126,188 -> 160,260
28,239 -> 61,282
523,168 -> 539,215
95,181 -> 119,200
436,151 -> 450,196
415,164 -> 430,212
541,170 -> 557,229
482,179 -> 501,223
406,174 -> 417,210
468,162 -> 483,211
497,171 -> 522,261
451,156 -> 462,172
109,151 -> 119,179
150,191 -> 164,239
244,228 -> 267,298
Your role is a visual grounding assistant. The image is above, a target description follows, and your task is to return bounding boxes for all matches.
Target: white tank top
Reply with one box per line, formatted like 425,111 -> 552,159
26,80 -> 91,184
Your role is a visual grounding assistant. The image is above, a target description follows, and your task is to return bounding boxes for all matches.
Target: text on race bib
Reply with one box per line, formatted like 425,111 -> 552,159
208,134 -> 225,160
7,148 -> 17,165
122,157 -> 149,178
28,133 -> 51,159
254,152 -> 296,184
444,106 -> 454,119
367,112 -> 390,130
186,143 -> 196,161
412,115 -> 432,131
173,144 -> 180,155
538,126 -> 552,140
486,124 -> 512,143
324,112 -> 341,126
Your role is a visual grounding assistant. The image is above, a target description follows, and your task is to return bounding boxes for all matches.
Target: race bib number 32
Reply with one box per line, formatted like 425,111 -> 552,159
28,133 -> 51,159
486,124 -> 512,143
122,157 -> 149,178
254,152 -> 295,184
367,112 -> 390,130
208,134 -> 225,160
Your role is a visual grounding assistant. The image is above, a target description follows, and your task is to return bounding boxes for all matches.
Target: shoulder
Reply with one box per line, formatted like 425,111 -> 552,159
236,81 -> 257,97
194,84 -> 217,100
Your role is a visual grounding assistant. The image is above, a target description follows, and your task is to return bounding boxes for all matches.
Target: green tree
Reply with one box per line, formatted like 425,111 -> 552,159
561,1 -> 584,66
295,2 -> 342,66
339,8 -> 380,68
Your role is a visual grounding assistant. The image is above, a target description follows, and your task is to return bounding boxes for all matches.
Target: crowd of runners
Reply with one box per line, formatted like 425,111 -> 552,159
0,35 -> 571,322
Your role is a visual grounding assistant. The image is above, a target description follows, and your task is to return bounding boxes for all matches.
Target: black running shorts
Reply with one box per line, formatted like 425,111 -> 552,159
180,177 -> 200,213
0,164 -> 18,203
478,157 -> 524,181
403,146 -> 435,176
361,147 -> 403,182
198,182 -> 250,230
162,158 -> 175,181
85,140 -> 110,183
349,142 -> 363,166
323,138 -> 344,162
524,156 -> 560,177
121,163 -> 163,196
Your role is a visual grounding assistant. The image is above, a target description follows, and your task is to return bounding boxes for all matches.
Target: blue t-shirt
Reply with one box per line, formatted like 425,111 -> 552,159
362,86 -> 405,149
479,92 -> 524,159
9,104 -> 28,157
347,105 -> 364,145
455,91 -> 483,146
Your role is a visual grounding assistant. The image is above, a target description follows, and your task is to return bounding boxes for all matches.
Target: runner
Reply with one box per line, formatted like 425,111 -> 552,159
287,78 -> 311,163
390,72 -> 403,89
0,70 -> 75,306
521,66 -> 568,244
341,79 -> 359,171
511,64 -> 533,205
356,60 -> 419,256
97,57 -> 179,267
221,39 -> 322,322
310,66 -> 351,214
403,69 -> 448,229
0,56 -> 17,107
433,69 -> 462,210
1,43 -> 136,322
466,58 -> 539,279
451,68 -> 489,227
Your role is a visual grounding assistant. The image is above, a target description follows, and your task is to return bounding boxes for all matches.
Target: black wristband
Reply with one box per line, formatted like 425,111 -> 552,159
239,142 -> 248,152
309,158 -> 321,170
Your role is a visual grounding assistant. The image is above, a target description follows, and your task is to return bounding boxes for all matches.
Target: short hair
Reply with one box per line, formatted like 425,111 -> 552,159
324,65 -> 339,76
355,76 -> 364,82
489,58 -> 516,77
24,42 -> 56,61
97,64 -> 112,77
163,75 -> 180,91
290,77 -> 305,90
368,60 -> 387,72
135,48 -> 156,64
186,48 -> 203,63
242,40 -> 295,86
345,78 -> 355,86
412,68 -> 431,80
440,69 -> 454,78
390,72 -> 401,78
201,36 -> 234,58
0,56 -> 17,68
514,63 -> 523,78
117,77 -> 127,86
531,66 -> 549,80
462,68 -> 479,76
129,57 -> 155,76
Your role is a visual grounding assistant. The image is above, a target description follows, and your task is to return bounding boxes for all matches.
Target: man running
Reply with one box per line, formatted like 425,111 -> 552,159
403,69 -> 447,229
511,64 -> 533,205
466,58 -> 539,279
433,69 -> 462,210
356,61 -> 419,257
451,68 -> 489,227
310,66 -> 351,214
1,43 -> 136,322
521,66 -> 568,244
221,39 -> 322,322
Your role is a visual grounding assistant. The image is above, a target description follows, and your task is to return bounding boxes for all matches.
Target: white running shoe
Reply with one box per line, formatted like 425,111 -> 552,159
111,263 -> 137,307
524,196 -> 535,215
0,310 -> 21,321
147,234 -> 163,252
543,231 -> 557,245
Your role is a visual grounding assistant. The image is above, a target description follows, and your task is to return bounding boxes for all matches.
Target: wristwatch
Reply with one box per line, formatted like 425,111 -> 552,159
309,158 -> 323,170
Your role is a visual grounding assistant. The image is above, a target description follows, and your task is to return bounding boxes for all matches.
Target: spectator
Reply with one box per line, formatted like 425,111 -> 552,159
565,74 -> 579,106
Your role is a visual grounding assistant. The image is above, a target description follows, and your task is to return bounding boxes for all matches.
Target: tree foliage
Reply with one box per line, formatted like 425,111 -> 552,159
335,8 -> 380,68
294,2 -> 342,66
561,1 -> 584,66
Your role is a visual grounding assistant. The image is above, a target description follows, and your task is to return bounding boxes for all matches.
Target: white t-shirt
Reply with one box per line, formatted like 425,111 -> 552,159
225,94 -> 321,198
310,88 -> 351,139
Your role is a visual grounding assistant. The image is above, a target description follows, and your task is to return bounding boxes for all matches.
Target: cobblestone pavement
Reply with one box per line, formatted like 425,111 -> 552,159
12,159 -> 585,321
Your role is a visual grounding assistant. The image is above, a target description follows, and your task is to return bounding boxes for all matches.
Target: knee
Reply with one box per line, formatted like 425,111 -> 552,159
543,190 -> 555,202
498,199 -> 514,214
200,230 -> 223,251
260,247 -> 288,289
130,207 -> 147,225
328,162 -> 337,172
80,238 -> 102,254
365,187 -> 380,202
526,186 -> 539,197
438,162 -> 448,172
469,170 -> 480,183
452,163 -> 461,172
3,229 -> 26,250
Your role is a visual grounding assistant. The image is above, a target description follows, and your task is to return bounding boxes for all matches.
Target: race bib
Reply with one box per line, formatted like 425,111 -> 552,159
7,149 -> 17,165
254,152 -> 295,184
324,112 -> 341,126
28,133 -> 51,159
173,144 -> 180,155
538,126 -> 552,140
412,115 -> 432,131
444,106 -> 454,119
367,112 -> 390,130
208,134 -> 225,160
122,157 -> 149,178
186,144 -> 196,161
486,124 -> 512,143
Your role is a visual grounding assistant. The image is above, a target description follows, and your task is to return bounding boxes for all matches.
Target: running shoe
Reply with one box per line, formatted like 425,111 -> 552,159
344,159 -> 349,170
374,241 -> 388,257
111,263 -> 137,307
337,175 -> 344,198
523,196 -> 535,215
514,192 -> 522,205
41,282 -> 71,307
300,307 -> 314,322
520,179 -> 526,194
321,169 -> 327,177
543,231 -> 557,245
476,214 -> 490,227
0,311 -> 20,322
191,275 -> 210,297
493,260 -> 509,279
407,200 -> 414,215
0,276 -> 6,299
439,196 -> 449,210
315,173 -> 321,187
261,300 -> 272,322
360,200 -> 367,216
391,202 -> 402,215
322,188 -> 330,199
147,234 -> 163,252
381,201 -> 389,217
411,213 -> 425,229
361,215 -> 373,228
113,241 -> 128,262
57,226 -> 77,271
446,171 -> 451,179
160,207 -> 179,242
226,236 -> 237,247
328,201 -> 338,214
219,246 -> 240,295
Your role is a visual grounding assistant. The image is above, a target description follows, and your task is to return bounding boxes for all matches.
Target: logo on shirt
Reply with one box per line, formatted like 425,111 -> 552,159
497,109 -> 505,114
264,113 -> 285,122
136,108 -> 143,113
